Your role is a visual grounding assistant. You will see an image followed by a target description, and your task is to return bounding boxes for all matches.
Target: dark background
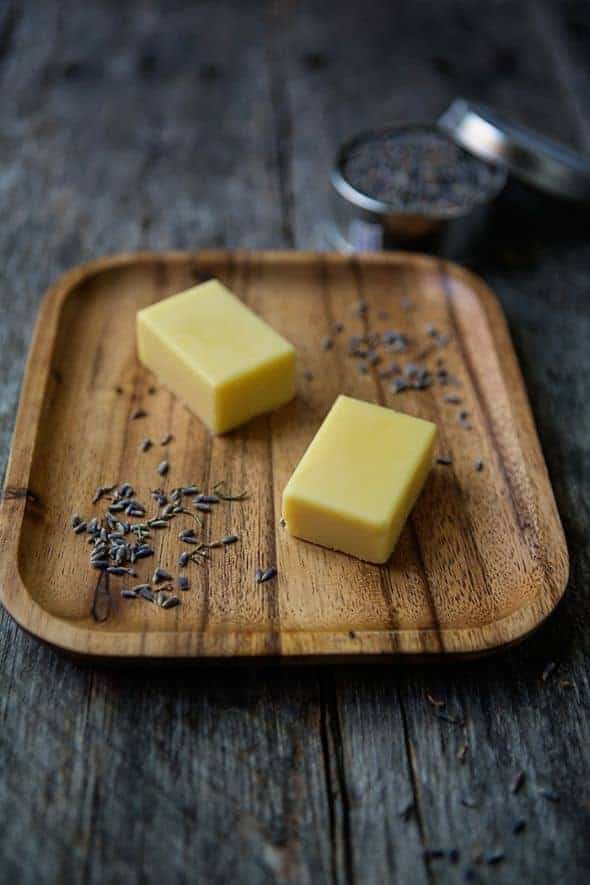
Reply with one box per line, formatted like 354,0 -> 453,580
1,1 -> 589,883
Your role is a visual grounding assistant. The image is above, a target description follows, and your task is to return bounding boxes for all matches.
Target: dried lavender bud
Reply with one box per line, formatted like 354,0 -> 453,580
130,408 -> 147,420
179,528 -> 196,541
222,534 -> 239,545
484,848 -> 505,866
379,361 -> 400,379
157,460 -> 169,476
152,568 -> 173,584
195,502 -> 211,513
140,438 -> 152,452
161,595 -> 180,609
161,433 -> 174,446
108,501 -> 127,513
510,771 -> 525,794
178,576 -> 190,591
259,567 -> 277,583
194,494 -> 220,504
178,551 -> 190,568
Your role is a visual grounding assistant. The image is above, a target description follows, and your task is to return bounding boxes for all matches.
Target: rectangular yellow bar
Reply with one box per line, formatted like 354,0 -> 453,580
282,395 -> 437,563
137,279 -> 297,433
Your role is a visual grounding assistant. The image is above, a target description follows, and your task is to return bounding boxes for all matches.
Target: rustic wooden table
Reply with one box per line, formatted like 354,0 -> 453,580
1,2 -> 589,882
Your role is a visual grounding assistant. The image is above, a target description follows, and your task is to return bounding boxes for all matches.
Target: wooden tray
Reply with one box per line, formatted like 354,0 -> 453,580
0,251 -> 568,659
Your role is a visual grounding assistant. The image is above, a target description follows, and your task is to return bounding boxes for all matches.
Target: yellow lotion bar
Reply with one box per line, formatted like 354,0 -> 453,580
137,280 -> 297,433
282,395 -> 437,563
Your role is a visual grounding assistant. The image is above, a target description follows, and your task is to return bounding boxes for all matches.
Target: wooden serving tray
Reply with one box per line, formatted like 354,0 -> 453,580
0,251 -> 568,659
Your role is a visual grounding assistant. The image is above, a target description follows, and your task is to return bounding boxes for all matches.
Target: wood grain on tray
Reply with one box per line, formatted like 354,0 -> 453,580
0,251 -> 568,658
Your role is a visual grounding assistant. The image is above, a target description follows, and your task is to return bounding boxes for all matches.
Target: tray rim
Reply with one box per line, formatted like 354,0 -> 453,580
0,250 -> 569,659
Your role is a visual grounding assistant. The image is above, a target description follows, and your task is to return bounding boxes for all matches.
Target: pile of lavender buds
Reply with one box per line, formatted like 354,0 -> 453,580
342,129 -> 500,214
70,479 -> 275,618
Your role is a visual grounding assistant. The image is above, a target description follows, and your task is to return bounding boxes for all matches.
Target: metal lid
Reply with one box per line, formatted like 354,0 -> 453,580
438,98 -> 590,202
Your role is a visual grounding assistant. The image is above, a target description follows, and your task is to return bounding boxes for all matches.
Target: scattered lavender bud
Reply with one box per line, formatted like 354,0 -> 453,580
195,494 -> 220,504
484,848 -> 505,866
161,595 -> 180,609
153,568 -> 173,584
157,460 -> 169,476
259,567 -> 277,583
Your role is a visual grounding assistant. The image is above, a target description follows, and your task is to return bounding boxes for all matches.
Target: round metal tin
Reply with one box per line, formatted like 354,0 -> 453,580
328,123 -> 507,256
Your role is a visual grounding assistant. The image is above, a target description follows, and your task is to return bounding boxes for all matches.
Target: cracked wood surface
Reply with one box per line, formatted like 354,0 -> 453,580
0,1 -> 589,883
